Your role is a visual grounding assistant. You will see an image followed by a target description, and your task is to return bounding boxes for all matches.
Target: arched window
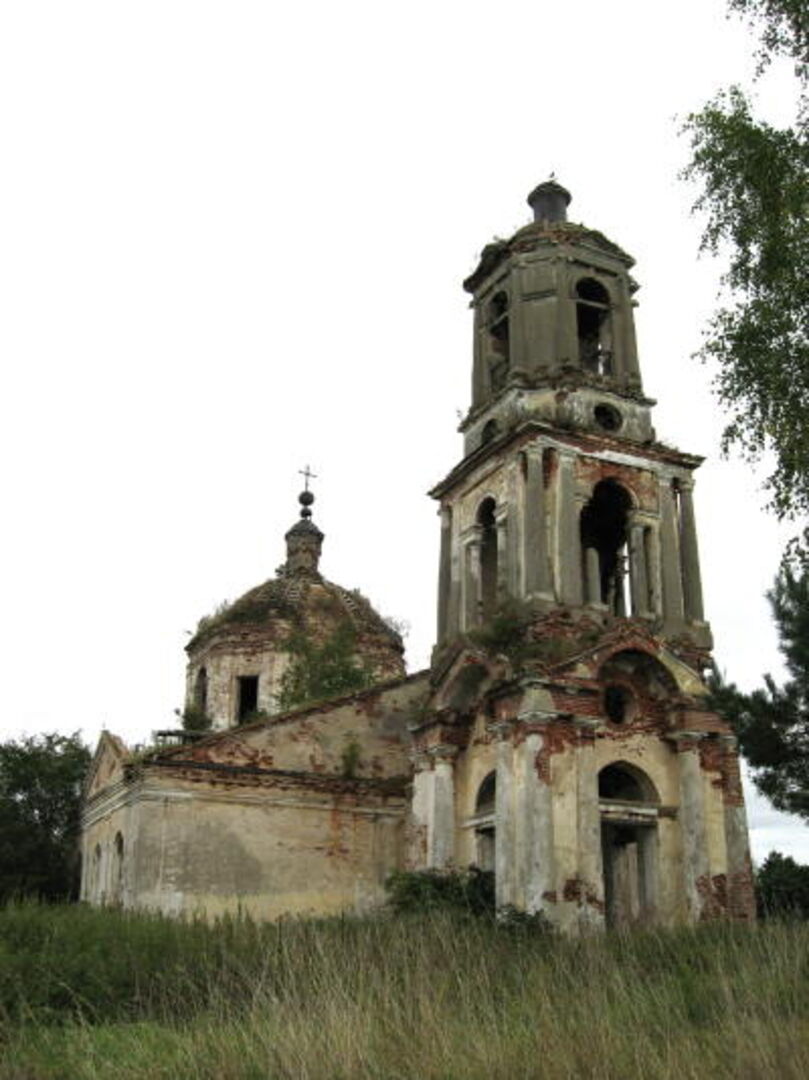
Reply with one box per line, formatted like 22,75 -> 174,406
580,479 -> 632,614
111,832 -> 124,905
194,667 -> 208,713
477,498 -> 498,621
598,762 -> 654,803
487,291 -> 510,391
475,771 -> 496,872
92,843 -> 101,902
476,771 -> 496,815
576,278 -> 612,375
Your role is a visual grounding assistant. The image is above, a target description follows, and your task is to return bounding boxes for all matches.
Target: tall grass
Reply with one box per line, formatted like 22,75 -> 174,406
1,902 -> 808,1079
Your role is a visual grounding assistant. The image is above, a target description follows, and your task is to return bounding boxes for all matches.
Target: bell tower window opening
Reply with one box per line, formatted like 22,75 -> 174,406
237,675 -> 259,722
477,498 -> 498,622
576,278 -> 612,375
580,479 -> 632,614
487,291 -> 510,392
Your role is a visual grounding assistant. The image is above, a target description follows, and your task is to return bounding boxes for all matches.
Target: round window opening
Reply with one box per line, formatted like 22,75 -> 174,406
594,404 -> 623,432
604,684 -> 633,724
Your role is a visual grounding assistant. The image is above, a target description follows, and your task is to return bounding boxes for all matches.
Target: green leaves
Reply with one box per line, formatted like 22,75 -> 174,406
277,622 -> 375,711
0,733 -> 90,901
710,565 -> 809,819
683,2 -> 809,524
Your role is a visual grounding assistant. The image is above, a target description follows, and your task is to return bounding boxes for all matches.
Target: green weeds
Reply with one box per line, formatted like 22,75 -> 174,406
1,902 -> 808,1078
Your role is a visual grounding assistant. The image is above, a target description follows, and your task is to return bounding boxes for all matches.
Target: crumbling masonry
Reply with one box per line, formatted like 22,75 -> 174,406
81,182 -> 755,930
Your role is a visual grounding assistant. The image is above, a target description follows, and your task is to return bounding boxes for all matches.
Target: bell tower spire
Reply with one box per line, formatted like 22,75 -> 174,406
431,182 -> 711,656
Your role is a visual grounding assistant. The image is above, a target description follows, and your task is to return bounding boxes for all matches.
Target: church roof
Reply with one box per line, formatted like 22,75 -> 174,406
463,220 -> 634,294
187,572 -> 402,652
463,179 -> 635,294
186,487 -> 403,656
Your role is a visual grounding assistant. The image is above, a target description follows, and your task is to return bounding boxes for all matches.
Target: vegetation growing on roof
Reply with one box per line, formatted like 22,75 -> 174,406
181,705 -> 212,733
467,600 -> 601,669
277,622 -> 377,712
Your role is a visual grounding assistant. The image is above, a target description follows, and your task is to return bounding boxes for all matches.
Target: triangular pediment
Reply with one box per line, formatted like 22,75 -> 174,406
84,731 -> 129,799
427,645 -> 504,714
547,622 -> 708,698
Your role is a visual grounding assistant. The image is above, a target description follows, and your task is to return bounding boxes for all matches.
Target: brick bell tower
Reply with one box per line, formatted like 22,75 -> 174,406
411,181 -> 755,931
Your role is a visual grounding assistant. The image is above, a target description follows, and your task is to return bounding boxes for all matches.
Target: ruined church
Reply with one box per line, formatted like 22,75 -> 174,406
81,181 -> 755,930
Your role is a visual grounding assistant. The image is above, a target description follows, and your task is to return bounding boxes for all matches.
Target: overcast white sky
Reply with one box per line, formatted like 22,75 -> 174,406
1,0 -> 805,862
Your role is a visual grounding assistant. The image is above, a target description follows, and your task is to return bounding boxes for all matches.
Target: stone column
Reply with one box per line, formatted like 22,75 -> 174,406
645,523 -> 663,616
518,717 -> 557,917
659,477 -> 685,624
494,723 -> 516,908
678,480 -> 705,623
575,717 -> 605,928
506,493 -> 521,598
584,546 -> 601,607
462,528 -> 482,631
557,451 -> 583,606
427,745 -> 457,869
673,732 -> 711,922
719,735 -> 756,920
496,510 -> 510,600
620,281 -> 641,385
436,506 -> 453,643
523,446 -> 551,596
629,519 -> 650,616
409,750 -> 432,869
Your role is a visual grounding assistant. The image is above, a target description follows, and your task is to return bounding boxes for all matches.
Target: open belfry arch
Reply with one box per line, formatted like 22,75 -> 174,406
414,179 -> 754,931
81,179 -> 754,931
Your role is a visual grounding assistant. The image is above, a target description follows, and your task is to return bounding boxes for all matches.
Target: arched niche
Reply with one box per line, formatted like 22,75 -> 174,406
598,649 -> 680,710
111,832 -> 124,905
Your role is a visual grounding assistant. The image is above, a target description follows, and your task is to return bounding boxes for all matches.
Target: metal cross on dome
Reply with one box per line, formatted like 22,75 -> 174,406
299,464 -> 317,492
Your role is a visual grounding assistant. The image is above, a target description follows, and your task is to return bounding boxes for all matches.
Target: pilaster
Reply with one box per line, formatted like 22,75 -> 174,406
671,731 -> 712,921
523,446 -> 551,597
575,716 -> 605,929
462,527 -> 483,631
437,506 -> 453,642
557,451 -> 583,606
718,734 -> 755,920
517,710 -> 557,918
427,745 -> 458,869
493,721 -> 517,908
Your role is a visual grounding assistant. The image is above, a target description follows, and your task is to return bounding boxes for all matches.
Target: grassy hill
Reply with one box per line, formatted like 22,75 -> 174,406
1,902 -> 807,1079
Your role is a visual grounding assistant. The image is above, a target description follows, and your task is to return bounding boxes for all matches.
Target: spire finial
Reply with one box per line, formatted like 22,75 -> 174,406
527,177 -> 571,224
297,465 -> 317,519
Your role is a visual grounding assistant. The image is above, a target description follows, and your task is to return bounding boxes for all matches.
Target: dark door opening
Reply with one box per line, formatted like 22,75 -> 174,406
237,675 -> 259,722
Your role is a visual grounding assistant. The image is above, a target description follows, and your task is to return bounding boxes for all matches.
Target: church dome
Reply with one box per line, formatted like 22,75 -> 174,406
184,488 -> 405,730
188,568 -> 404,656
